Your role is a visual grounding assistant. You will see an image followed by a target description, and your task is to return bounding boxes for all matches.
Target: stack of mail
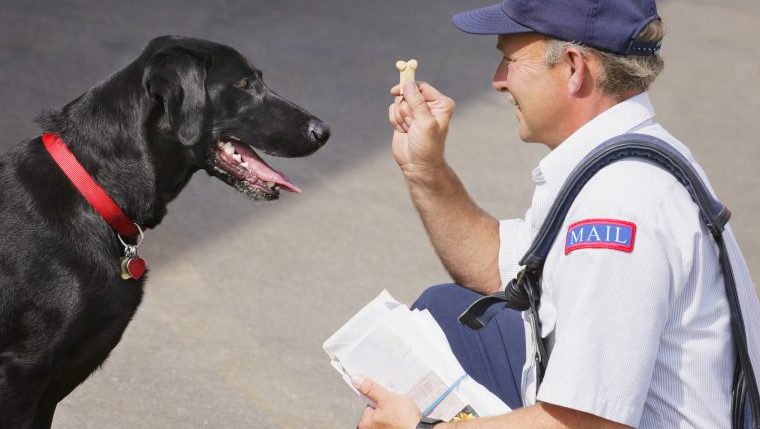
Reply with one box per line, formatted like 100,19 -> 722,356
324,290 -> 511,421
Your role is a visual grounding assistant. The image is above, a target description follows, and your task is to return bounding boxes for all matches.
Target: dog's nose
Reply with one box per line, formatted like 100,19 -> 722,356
308,120 -> 331,145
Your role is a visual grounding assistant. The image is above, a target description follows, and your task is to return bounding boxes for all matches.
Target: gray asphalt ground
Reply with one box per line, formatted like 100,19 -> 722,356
1,0 -> 759,427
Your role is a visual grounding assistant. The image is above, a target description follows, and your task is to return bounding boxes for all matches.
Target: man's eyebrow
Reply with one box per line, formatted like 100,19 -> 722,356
496,40 -> 509,54
496,44 -> 512,60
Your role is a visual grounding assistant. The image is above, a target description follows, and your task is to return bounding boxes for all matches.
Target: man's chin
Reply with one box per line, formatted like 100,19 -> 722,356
518,126 -> 535,143
517,123 -> 549,146
515,111 -> 533,142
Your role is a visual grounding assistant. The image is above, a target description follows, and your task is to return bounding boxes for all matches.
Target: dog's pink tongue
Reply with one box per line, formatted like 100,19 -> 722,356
233,143 -> 301,193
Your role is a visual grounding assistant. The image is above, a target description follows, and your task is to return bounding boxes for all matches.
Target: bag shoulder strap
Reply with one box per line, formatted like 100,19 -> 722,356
458,133 -> 758,428
520,133 -> 730,269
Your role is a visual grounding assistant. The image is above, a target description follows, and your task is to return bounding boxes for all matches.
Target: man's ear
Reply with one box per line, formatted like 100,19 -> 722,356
143,47 -> 207,146
564,47 -> 590,96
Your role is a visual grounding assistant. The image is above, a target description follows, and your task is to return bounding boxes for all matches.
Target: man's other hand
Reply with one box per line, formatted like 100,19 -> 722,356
355,376 -> 422,429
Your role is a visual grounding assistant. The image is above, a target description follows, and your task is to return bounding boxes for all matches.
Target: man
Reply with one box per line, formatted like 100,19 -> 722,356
355,0 -> 760,428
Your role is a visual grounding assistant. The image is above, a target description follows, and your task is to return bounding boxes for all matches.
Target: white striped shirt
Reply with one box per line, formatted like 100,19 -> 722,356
497,92 -> 760,428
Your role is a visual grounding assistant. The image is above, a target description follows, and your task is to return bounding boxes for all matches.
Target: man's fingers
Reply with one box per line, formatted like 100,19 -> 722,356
392,100 -> 405,125
399,100 -> 413,120
397,80 -> 443,99
389,103 -> 408,132
357,406 -> 374,429
354,377 -> 388,404
402,80 -> 433,119
415,81 -> 445,101
389,104 -> 401,129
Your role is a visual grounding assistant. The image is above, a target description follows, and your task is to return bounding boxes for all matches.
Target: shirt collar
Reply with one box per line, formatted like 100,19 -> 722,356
533,92 -> 656,195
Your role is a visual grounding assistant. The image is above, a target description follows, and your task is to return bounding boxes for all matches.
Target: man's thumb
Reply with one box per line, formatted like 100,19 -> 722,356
402,81 -> 432,119
352,375 -> 386,403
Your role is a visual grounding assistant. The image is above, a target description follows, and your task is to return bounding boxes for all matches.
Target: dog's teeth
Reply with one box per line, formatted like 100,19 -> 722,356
217,142 -> 224,149
232,153 -> 242,162
266,181 -> 275,188
223,143 -> 234,155
241,162 -> 249,169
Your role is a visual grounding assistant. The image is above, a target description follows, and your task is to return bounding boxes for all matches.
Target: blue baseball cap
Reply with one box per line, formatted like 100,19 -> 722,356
452,0 -> 661,56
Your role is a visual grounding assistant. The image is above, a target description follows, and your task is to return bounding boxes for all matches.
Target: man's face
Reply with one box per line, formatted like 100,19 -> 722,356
492,33 -> 566,146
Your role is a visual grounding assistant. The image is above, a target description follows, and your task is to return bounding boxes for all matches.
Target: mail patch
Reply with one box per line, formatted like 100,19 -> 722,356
565,219 -> 636,254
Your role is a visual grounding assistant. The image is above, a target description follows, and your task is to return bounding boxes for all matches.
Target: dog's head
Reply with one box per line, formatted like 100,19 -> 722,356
141,36 -> 329,201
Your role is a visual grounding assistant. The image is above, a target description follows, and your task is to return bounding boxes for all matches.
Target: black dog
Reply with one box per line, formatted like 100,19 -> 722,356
0,35 -> 329,428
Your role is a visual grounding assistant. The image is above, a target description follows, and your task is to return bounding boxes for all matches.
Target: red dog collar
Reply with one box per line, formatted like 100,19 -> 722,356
41,132 -> 139,237
42,133 -> 146,280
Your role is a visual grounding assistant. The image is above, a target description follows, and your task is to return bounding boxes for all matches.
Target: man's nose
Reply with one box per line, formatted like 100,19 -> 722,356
492,76 -> 509,92
492,68 -> 508,92
492,80 -> 508,92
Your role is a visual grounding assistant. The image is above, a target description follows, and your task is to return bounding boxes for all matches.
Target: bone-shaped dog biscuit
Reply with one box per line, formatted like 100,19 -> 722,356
396,59 -> 418,95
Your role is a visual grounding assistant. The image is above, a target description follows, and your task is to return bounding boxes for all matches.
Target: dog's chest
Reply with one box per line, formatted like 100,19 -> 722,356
52,275 -> 145,376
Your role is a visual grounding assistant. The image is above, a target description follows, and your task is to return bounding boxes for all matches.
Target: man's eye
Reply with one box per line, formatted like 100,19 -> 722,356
234,78 -> 251,89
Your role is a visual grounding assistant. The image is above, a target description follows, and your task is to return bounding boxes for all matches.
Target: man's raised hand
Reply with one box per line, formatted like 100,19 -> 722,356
388,80 -> 455,177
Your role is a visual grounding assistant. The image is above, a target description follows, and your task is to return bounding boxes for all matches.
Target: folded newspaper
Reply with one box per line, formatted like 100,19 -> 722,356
323,290 -> 511,422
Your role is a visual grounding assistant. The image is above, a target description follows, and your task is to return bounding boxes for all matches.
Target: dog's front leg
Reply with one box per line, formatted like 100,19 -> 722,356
30,400 -> 56,429
0,350 -> 53,429
0,399 -> 40,429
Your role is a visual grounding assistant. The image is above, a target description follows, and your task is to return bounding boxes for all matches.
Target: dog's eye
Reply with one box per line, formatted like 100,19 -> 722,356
234,78 -> 251,90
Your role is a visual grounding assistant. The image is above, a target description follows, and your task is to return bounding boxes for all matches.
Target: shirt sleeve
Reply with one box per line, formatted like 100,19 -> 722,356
535,188 -> 678,427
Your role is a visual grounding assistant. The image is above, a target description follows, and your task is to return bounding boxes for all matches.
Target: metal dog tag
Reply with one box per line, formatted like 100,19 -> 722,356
120,256 -> 131,280
120,254 -> 146,280
118,225 -> 146,281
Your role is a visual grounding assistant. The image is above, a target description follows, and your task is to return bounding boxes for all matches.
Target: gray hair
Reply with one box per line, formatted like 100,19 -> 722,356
544,20 -> 665,97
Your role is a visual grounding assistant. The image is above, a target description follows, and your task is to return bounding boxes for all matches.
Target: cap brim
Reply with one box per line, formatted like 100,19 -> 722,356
452,3 -> 533,35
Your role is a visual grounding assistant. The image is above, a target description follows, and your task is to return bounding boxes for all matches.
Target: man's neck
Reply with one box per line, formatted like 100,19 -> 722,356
546,90 -> 642,150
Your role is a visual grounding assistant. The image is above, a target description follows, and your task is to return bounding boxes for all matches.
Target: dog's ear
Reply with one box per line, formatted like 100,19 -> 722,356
143,47 -> 207,146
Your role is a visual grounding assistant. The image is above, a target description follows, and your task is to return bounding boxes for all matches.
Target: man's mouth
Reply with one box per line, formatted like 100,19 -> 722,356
508,94 -> 520,109
211,136 -> 301,200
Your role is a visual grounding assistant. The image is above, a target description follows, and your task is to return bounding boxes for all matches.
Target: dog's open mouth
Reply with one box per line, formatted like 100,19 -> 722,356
212,136 -> 301,200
